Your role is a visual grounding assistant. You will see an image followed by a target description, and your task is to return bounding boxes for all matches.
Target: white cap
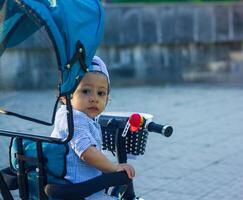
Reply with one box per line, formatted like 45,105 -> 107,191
90,56 -> 110,84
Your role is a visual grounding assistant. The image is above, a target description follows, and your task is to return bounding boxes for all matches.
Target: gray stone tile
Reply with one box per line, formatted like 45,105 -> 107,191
1,86 -> 243,199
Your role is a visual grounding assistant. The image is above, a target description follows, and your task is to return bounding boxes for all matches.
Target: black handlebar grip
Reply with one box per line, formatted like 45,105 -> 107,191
147,122 -> 173,137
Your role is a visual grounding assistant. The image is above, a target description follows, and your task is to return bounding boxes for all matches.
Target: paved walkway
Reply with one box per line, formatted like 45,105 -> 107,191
0,85 -> 243,200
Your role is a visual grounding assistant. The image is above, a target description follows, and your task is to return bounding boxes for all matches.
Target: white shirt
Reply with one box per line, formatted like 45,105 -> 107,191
51,105 -> 116,200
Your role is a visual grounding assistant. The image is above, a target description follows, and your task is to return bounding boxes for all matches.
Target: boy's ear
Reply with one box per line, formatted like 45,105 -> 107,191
59,96 -> 67,105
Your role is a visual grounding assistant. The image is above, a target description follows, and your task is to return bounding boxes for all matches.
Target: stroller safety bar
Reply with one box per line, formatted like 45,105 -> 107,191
1,169 -> 131,200
0,129 -> 64,144
45,171 -> 131,200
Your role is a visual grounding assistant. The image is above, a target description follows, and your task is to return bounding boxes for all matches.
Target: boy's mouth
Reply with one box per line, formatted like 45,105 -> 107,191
87,107 -> 99,112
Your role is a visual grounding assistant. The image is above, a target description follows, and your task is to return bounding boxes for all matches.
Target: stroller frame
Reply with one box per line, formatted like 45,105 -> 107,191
0,98 -> 134,200
0,98 -> 73,200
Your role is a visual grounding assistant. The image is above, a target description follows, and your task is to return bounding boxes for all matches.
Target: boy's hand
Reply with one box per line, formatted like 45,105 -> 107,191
81,146 -> 135,177
116,164 -> 135,179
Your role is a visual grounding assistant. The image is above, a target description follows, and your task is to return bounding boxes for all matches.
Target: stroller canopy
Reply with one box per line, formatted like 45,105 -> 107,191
0,0 -> 104,95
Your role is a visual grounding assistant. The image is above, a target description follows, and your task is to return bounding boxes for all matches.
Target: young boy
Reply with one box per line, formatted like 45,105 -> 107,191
51,56 -> 135,199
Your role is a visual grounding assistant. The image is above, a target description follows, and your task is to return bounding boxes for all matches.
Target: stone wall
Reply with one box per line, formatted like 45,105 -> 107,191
1,3 -> 243,90
0,30 -> 59,90
97,3 -> 243,86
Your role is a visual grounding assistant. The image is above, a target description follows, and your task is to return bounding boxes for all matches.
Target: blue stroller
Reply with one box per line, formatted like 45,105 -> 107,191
0,0 -> 173,199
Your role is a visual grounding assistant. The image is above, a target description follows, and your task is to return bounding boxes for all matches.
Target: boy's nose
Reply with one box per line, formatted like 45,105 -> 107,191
89,94 -> 98,103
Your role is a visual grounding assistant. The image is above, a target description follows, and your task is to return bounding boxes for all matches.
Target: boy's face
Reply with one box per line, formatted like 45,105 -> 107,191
71,72 -> 109,119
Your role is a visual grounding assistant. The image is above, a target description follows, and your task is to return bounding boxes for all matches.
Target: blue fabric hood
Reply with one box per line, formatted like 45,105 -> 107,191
0,0 -> 104,95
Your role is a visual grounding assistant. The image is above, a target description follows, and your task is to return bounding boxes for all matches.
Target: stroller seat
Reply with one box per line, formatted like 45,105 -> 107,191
0,136 -> 130,200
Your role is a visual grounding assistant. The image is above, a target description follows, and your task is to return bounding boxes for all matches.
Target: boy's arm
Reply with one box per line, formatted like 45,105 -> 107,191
81,146 -> 135,179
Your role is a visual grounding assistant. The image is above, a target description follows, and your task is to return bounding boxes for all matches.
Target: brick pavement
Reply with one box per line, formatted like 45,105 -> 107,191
0,85 -> 243,200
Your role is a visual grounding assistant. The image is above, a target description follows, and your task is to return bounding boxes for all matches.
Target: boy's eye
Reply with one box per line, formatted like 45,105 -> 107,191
97,91 -> 106,97
81,89 -> 91,94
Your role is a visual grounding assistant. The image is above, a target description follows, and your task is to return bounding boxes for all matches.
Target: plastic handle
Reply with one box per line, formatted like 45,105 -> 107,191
147,122 -> 173,137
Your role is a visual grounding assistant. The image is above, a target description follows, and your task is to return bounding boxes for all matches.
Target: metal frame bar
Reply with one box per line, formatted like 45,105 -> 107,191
0,171 -> 14,200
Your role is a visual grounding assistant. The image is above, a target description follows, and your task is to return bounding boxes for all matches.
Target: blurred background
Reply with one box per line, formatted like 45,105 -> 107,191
1,1 -> 243,199
104,0 -> 243,3
98,0 -> 243,87
1,0 -> 243,90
